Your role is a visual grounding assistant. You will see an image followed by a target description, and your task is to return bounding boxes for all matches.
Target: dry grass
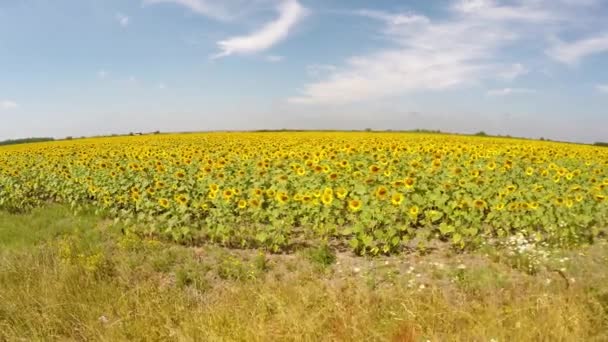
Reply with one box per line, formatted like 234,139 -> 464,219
1,206 -> 607,341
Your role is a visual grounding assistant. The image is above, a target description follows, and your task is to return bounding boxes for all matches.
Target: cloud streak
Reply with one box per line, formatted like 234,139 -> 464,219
289,0 -> 604,105
0,100 -> 18,110
486,88 -> 536,96
289,4 -> 536,105
116,13 -> 129,27
596,84 -> 608,93
142,0 -> 246,21
547,34 -> 608,65
213,0 -> 306,58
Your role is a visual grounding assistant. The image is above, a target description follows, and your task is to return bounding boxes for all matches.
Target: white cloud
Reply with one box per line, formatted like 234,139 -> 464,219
97,69 -> 108,80
596,84 -> 608,93
158,82 -> 167,89
116,13 -> 130,27
0,100 -> 18,110
289,5 -> 540,105
547,34 -> 608,65
213,0 -> 306,58
306,64 -> 337,78
265,55 -> 284,63
497,63 -> 529,81
452,0 -> 554,22
486,88 -> 536,96
143,0 -> 261,21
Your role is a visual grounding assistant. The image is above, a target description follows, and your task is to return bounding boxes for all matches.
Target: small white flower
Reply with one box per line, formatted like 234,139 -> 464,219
419,284 -> 426,290
353,267 -> 361,274
457,264 -> 467,270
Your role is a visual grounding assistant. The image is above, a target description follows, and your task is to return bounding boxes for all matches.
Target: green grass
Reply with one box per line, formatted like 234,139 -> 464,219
1,206 -> 607,341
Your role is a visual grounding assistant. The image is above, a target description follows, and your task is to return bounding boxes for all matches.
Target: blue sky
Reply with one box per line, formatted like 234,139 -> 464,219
1,0 -> 607,142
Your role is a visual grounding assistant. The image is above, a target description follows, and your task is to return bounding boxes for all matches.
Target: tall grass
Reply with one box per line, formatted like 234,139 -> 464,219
1,206 -> 607,341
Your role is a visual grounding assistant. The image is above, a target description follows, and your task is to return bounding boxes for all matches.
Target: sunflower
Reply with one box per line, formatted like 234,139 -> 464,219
369,164 -> 380,173
473,199 -> 487,210
249,198 -> 261,208
392,180 -> 404,188
237,199 -> 247,209
391,193 -> 404,206
375,186 -> 389,200
404,177 -> 415,189
158,198 -> 170,208
348,199 -> 363,212
335,187 -> 348,200
276,192 -> 289,205
175,194 -> 189,206
525,167 -> 534,176
174,170 -> 186,179
222,189 -> 234,201
321,193 -> 334,206
251,188 -> 263,197
409,205 -> 419,217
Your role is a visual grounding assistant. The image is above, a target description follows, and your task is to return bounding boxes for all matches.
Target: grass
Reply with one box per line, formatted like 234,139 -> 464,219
1,206 -> 607,341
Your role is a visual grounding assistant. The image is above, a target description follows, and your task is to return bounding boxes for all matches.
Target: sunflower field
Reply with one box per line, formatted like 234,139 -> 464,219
1,132 -> 606,254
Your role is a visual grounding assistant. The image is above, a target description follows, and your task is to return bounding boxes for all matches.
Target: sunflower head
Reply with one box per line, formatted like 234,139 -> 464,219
391,193 -> 404,206
404,177 -> 415,189
375,186 -> 389,199
348,199 -> 363,212
321,193 -> 334,206
158,198 -> 170,208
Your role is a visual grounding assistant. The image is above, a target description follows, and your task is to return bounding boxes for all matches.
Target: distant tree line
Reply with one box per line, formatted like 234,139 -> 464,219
594,142 -> 608,147
0,137 -> 55,146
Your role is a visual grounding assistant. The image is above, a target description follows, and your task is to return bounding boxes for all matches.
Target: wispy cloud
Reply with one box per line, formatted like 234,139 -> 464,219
497,63 -> 528,81
289,0 -> 604,105
213,0 -> 306,58
289,3 -> 542,105
596,84 -> 608,93
486,88 -> 536,96
547,34 -> 608,65
115,13 -> 130,27
143,0 -> 257,21
97,69 -> 108,80
452,0 -> 554,22
0,100 -> 18,110
265,55 -> 284,63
